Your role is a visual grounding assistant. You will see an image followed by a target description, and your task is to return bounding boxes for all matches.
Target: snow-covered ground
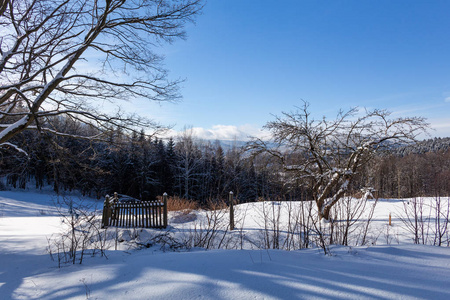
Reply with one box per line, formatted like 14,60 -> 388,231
1,190 -> 450,299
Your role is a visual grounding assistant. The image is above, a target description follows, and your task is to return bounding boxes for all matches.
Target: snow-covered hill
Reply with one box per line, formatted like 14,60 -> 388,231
1,190 -> 450,299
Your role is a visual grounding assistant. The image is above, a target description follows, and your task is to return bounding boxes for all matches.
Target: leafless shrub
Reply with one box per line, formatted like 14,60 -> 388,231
185,200 -> 229,249
398,196 -> 450,246
233,202 -> 250,250
250,198 -> 320,252
431,196 -> 450,246
47,196 -> 110,265
131,230 -> 189,252
302,192 -> 379,254
398,197 -> 431,244
383,224 -> 399,245
328,194 -> 378,246
254,199 -> 282,249
358,198 -> 379,246
295,199 -> 317,250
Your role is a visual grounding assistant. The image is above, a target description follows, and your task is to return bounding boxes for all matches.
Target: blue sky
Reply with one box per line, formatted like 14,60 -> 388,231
139,0 -> 450,140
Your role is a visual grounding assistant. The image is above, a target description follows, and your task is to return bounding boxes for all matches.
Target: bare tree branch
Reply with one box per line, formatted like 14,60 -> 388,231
0,0 -> 203,147
249,101 -> 429,220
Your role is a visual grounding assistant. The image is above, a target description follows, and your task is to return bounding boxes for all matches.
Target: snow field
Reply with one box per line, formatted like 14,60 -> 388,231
1,190 -> 450,299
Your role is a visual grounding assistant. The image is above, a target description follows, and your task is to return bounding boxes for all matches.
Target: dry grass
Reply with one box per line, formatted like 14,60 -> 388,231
205,199 -> 228,210
163,196 -> 199,212
157,196 -> 229,213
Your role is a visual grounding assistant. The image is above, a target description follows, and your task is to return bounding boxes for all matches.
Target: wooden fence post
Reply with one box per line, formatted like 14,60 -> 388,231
101,195 -> 110,228
389,213 -> 392,226
229,191 -> 234,230
163,192 -> 168,228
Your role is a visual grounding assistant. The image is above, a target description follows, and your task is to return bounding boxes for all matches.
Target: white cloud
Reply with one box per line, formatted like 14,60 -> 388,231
419,118 -> 450,138
158,124 -> 270,141
190,124 -> 267,141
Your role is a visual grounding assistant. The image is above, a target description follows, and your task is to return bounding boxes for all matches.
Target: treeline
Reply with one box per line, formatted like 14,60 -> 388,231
392,137 -> 450,155
0,118 -> 283,203
367,150 -> 450,198
1,117 -> 449,202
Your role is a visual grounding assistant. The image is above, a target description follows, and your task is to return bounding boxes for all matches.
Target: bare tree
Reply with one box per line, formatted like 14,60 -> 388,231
174,127 -> 204,200
249,101 -> 428,220
0,0 -> 202,150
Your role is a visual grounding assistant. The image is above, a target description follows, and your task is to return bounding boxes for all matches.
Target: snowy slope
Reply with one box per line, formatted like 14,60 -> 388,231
1,190 -> 450,299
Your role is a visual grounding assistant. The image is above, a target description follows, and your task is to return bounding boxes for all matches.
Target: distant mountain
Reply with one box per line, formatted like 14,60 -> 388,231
391,137 -> 450,155
216,140 -> 248,150
215,137 -> 450,155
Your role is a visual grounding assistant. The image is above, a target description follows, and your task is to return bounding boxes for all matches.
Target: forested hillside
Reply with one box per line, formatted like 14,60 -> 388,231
365,138 -> 450,198
0,117 -> 265,203
1,117 -> 449,203
391,137 -> 450,155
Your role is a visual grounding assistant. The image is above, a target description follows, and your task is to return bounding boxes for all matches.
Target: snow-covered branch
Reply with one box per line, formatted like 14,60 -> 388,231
250,101 -> 429,220
0,0 -> 202,144
0,142 -> 28,156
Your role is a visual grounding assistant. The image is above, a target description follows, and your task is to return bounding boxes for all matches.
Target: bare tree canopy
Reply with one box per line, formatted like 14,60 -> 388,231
249,101 -> 429,220
0,0 -> 203,149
